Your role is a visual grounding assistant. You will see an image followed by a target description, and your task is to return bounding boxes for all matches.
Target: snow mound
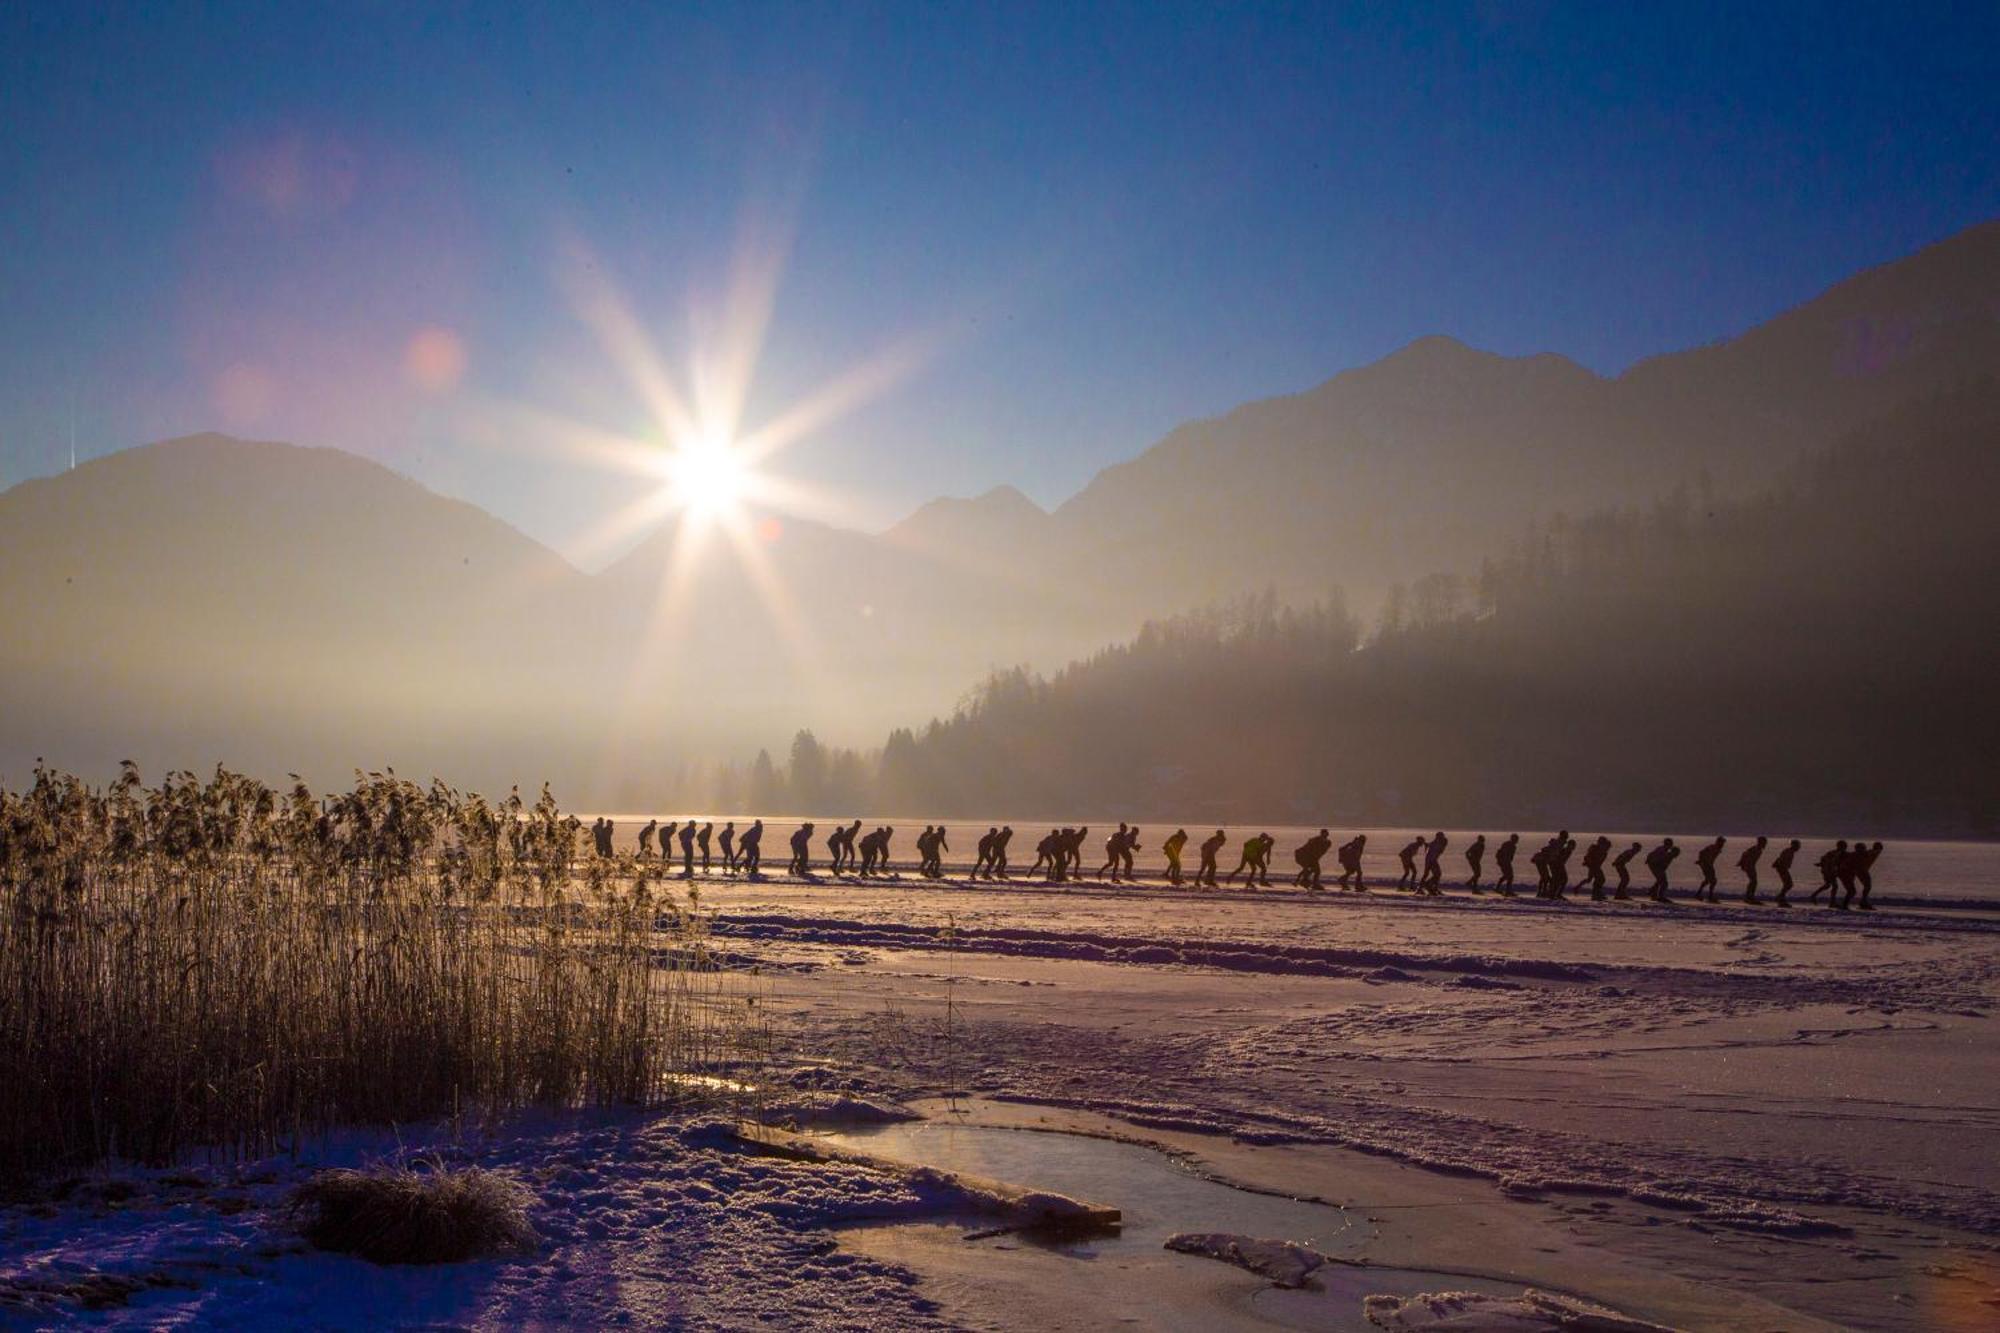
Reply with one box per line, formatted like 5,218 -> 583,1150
1164,1231 -> 1331,1287
1363,1288 -> 1676,1330
754,1093 -> 925,1129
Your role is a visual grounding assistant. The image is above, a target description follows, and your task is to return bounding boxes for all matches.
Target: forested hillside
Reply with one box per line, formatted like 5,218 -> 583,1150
851,385 -> 2000,834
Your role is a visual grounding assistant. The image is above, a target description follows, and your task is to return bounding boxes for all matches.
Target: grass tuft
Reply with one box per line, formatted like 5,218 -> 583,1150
289,1160 -> 537,1264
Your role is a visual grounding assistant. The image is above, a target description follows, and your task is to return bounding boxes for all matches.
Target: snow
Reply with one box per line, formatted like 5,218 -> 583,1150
1362,1288 -> 1674,1331
0,1110 -> 955,1330
720,873 -> 2000,1327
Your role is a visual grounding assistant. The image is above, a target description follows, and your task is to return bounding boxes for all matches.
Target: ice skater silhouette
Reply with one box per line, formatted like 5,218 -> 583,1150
1198,830 -> 1226,888
1772,839 -> 1800,905
1694,836 -> 1726,902
1611,842 -> 1642,899
1337,834 -> 1367,890
1163,828 -> 1188,885
1494,835 -> 1519,895
1737,835 -> 1767,903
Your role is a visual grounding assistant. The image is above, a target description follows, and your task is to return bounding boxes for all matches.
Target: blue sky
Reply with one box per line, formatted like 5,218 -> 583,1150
2,2 -> 1995,556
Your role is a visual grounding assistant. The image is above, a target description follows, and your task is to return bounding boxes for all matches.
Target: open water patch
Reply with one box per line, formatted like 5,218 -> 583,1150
821,1119 -> 1522,1330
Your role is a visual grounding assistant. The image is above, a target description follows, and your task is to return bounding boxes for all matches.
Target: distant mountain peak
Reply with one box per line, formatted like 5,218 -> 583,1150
883,483 -> 1050,546
58,431 -> 407,488
1360,334 -> 1597,384
1383,332 -> 1477,361
963,483 -> 1046,516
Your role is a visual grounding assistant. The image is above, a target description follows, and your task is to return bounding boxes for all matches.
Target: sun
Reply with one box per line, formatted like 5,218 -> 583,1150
669,432 -> 748,516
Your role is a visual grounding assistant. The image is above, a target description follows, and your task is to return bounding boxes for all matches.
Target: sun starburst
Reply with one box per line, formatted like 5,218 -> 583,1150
476,230 -> 945,784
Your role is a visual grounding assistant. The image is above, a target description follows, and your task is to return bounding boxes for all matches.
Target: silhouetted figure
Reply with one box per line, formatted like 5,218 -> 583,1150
975,827 -> 999,877
679,820 -> 696,877
1771,838 -> 1801,905
1611,842 -> 1642,899
1198,829 -> 1226,888
1810,840 -> 1847,905
1694,836 -> 1726,903
857,827 -> 885,875
1337,834 -> 1367,890
1031,830 -> 1058,879
1855,841 -> 1883,911
1121,827 -> 1140,880
1419,832 -> 1447,895
661,821 -> 678,870
826,823 -> 847,874
876,826 -> 896,875
1397,837 -> 1423,891
595,817 -> 614,858
1834,839 -> 1861,910
740,819 -> 764,876
720,821 -> 737,872
1293,829 -> 1330,890
1645,838 -> 1679,902
1226,833 -> 1272,887
1164,828 -> 1188,885
1100,823 -> 1130,882
1062,826 -> 1089,882
926,825 -> 950,877
639,818 -> 658,860
1494,834 -> 1519,895
1535,831 -> 1573,899
1464,835 -> 1486,892
841,819 -> 864,874
992,826 -> 1013,880
788,822 -> 815,877
1737,835 -> 1767,903
1553,833 -> 1576,897
1579,836 -> 1612,901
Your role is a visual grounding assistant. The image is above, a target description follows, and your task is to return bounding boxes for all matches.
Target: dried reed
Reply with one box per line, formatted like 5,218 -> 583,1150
0,763 -> 751,1185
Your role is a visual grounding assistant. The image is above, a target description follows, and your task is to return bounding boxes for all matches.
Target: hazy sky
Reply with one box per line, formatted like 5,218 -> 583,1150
3,2 -> 1994,560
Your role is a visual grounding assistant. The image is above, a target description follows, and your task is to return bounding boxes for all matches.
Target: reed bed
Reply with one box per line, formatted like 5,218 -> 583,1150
0,763 -> 754,1186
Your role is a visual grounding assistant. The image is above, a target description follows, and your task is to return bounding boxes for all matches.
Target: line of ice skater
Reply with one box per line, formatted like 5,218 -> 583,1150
1487,831 -> 1888,910
609,815 -> 1886,909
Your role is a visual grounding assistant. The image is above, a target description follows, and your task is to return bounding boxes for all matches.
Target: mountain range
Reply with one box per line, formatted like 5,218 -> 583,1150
3,220 -> 1995,802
